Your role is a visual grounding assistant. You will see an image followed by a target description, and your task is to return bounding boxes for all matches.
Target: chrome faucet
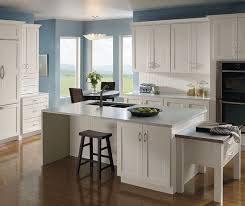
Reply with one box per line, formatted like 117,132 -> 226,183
99,85 -> 109,107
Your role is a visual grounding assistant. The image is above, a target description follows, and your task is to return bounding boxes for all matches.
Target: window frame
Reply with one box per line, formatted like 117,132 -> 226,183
59,36 -> 81,98
120,35 -> 133,94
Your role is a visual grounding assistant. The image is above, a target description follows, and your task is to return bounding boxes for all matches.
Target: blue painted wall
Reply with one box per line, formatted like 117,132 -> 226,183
134,2 -> 245,22
36,19 -> 83,106
0,7 -> 34,23
83,18 -> 138,92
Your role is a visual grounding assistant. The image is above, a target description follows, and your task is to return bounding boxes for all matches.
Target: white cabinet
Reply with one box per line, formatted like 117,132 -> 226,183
151,25 -> 171,72
238,17 -> 245,59
171,22 -> 210,74
133,24 -> 171,73
142,96 -> 164,106
0,40 -> 19,105
212,17 -> 238,60
142,125 -> 171,186
120,122 -> 143,178
0,104 -> 18,141
22,25 -> 40,74
191,22 -> 210,74
118,122 -> 171,189
124,95 -> 142,104
21,93 -> 49,135
133,26 -> 151,72
171,23 -> 191,73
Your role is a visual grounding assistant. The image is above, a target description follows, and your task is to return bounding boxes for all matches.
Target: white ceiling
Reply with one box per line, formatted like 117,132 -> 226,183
0,0 -> 244,21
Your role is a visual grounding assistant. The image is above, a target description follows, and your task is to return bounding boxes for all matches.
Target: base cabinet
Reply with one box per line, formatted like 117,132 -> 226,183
0,104 -> 18,141
117,122 -> 171,192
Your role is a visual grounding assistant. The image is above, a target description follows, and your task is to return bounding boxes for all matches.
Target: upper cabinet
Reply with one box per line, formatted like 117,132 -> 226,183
238,17 -> 245,59
133,26 -> 152,72
171,23 -> 191,73
22,25 -> 40,74
212,17 -> 238,60
133,24 -> 171,73
132,19 -> 210,74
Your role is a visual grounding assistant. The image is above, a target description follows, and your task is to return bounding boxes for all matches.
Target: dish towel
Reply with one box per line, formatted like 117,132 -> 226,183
210,124 -> 241,143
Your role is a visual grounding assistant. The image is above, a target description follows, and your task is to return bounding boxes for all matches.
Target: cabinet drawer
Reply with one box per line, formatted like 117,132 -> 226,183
0,24 -> 20,40
21,77 -> 38,87
223,138 -> 239,165
23,105 -> 47,120
22,86 -> 38,95
0,104 -> 18,140
23,117 -> 41,134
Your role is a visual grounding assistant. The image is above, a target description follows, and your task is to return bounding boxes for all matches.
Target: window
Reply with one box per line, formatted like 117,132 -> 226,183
60,37 -> 80,98
92,37 -> 113,90
121,36 -> 133,93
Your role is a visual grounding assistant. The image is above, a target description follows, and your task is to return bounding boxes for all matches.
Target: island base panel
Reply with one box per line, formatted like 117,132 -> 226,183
42,112 -> 70,165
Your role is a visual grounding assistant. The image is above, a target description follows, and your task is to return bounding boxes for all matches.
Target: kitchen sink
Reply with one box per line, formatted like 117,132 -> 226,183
87,101 -> 135,108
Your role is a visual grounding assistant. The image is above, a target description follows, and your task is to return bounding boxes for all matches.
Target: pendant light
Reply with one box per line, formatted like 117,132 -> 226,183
83,16 -> 107,41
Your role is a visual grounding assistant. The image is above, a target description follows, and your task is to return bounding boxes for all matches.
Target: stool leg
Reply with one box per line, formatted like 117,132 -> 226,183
98,139 -> 102,178
89,137 -> 93,170
106,137 -> 114,172
77,136 -> 85,175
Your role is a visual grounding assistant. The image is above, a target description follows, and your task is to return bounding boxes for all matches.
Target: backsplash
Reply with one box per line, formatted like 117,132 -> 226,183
139,73 -> 210,95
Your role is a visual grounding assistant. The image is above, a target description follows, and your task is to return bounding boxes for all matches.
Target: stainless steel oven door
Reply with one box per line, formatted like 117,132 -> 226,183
217,100 -> 245,133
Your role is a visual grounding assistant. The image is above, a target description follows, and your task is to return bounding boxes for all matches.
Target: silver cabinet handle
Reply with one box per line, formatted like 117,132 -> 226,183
0,65 -> 4,79
138,132 -> 142,142
0,106 -> 4,110
144,132 -> 148,142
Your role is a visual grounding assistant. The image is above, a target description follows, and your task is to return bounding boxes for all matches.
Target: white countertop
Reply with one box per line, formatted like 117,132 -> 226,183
123,92 -> 211,101
43,100 -> 206,128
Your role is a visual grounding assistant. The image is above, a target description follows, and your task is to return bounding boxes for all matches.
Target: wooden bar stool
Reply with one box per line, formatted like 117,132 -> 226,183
77,130 -> 114,178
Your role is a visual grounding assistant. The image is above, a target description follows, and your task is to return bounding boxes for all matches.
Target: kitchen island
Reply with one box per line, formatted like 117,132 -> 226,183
42,100 -> 206,194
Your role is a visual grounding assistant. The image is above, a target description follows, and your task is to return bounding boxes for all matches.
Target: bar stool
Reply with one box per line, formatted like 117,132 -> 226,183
77,130 -> 114,178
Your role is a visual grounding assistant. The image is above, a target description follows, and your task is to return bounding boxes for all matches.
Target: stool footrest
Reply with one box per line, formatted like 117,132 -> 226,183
83,143 -> 90,147
93,153 -> 110,158
80,160 -> 90,166
101,164 -> 112,171
101,146 -> 108,151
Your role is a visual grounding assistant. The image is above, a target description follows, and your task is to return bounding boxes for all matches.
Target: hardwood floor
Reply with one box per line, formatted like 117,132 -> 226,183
0,136 -> 244,206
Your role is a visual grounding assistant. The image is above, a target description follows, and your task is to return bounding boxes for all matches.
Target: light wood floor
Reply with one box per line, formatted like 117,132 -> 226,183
0,135 -> 244,206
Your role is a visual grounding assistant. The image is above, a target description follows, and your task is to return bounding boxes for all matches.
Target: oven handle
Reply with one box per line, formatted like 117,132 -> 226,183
222,101 -> 245,105
222,70 -> 245,73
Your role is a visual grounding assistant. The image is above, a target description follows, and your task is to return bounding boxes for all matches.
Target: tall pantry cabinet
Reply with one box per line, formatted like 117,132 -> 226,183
21,24 -> 49,137
0,20 -> 23,142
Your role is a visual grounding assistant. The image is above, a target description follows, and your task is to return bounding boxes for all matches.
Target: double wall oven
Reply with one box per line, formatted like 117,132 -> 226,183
216,61 -> 245,133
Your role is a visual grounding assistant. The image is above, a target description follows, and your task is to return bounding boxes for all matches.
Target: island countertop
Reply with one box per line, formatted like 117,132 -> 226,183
43,100 -> 206,128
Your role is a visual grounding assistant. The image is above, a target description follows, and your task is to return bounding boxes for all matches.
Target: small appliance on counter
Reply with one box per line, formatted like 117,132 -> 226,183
140,83 -> 155,93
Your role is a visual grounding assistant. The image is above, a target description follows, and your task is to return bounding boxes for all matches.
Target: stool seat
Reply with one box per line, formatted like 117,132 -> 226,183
79,130 -> 112,139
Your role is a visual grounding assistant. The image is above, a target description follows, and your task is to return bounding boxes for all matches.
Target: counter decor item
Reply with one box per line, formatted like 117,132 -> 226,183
187,83 -> 195,96
196,80 -> 209,97
128,107 -> 162,117
86,71 -> 103,92
153,86 -> 160,95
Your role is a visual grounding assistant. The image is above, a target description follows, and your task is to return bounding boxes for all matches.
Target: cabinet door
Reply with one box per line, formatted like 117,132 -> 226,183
133,26 -> 152,72
191,22 -> 210,74
152,25 -> 170,72
238,17 -> 245,59
0,40 -> 18,105
213,17 -> 237,60
171,23 -> 191,73
143,97 -> 164,106
120,122 -> 143,179
124,96 -> 142,104
0,104 -> 18,140
142,125 -> 171,186
26,27 -> 38,73
164,98 -> 186,108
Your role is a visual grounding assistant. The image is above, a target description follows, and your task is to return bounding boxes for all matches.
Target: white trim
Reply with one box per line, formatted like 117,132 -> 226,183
131,17 -> 209,27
